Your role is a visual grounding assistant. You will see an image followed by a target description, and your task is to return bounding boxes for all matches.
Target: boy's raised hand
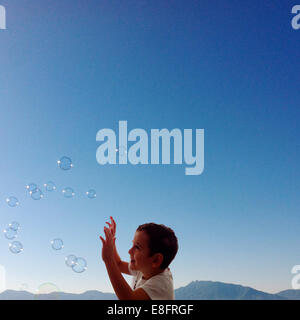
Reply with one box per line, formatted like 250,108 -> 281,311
105,216 -> 116,239
99,225 -> 116,262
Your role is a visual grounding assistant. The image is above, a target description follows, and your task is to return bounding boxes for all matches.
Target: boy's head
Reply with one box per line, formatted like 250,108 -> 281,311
128,223 -> 178,273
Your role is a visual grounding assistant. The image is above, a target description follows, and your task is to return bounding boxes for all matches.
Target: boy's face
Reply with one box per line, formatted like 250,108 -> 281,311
128,231 -> 155,273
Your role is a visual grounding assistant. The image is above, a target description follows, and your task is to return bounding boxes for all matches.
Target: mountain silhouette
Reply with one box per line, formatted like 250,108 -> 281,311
276,289 -> 300,300
0,289 -> 116,300
174,281 -> 286,300
0,281 -> 296,300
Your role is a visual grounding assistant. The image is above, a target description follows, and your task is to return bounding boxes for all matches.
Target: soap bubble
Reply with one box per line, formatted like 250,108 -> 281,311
86,189 -> 96,199
26,183 -> 38,193
62,187 -> 75,198
34,283 -> 61,300
50,238 -> 64,250
30,188 -> 43,200
9,221 -> 20,231
116,146 -> 127,156
57,156 -> 73,171
72,257 -> 87,273
6,196 -> 19,207
9,241 -> 23,254
44,181 -> 56,192
65,254 -> 78,267
3,227 -> 18,240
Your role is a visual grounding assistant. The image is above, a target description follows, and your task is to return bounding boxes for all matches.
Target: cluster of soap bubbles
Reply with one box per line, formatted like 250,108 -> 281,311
3,222 -> 23,254
56,156 -> 96,199
3,156 -> 90,274
50,238 -> 87,273
65,254 -> 87,273
26,183 -> 44,200
21,158 -> 96,201
25,180 -> 57,200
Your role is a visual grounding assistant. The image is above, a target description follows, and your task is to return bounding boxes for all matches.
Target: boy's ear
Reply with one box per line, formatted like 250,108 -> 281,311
152,253 -> 164,268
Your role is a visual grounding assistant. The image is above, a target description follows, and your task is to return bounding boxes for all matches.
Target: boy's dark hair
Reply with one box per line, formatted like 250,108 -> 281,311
136,223 -> 178,270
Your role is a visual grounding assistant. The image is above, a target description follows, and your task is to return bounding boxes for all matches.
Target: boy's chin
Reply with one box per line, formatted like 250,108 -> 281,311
129,261 -> 138,270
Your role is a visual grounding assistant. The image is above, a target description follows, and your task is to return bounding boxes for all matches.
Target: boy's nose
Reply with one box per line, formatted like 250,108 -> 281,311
128,247 -> 133,255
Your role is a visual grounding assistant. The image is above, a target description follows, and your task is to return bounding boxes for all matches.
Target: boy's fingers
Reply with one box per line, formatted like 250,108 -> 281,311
104,227 -> 111,239
105,225 -> 111,234
105,227 -> 114,241
99,236 -> 105,245
106,221 -> 115,234
103,227 -> 108,238
111,217 -> 116,231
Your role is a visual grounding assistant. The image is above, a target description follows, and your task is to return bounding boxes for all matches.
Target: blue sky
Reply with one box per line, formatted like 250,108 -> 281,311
0,0 -> 299,294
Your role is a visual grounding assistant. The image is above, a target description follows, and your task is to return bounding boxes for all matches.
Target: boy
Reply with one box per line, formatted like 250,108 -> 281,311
100,216 -> 178,300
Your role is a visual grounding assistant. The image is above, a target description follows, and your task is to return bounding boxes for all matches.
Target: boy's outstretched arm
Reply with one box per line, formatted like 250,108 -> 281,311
100,226 -> 150,300
106,217 -> 130,275
113,245 -> 130,275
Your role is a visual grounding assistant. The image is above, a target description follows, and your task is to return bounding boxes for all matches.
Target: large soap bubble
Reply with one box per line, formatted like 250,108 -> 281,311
9,241 -> 23,254
6,196 -> 19,207
34,283 -> 61,300
86,189 -> 96,199
44,181 -> 56,192
9,221 -> 20,231
30,188 -> 43,200
3,227 -> 17,240
65,254 -> 78,267
62,187 -> 75,198
50,238 -> 64,250
57,156 -> 73,171
72,257 -> 87,273
116,146 -> 127,156
26,183 -> 38,193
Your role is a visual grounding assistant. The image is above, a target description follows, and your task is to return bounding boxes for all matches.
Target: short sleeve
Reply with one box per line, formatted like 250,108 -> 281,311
138,270 -> 174,300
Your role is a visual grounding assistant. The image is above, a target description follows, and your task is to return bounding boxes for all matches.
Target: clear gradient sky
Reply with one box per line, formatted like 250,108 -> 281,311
0,0 -> 300,295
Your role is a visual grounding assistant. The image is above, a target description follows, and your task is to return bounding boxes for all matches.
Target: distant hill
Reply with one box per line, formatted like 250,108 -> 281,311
0,290 -> 34,300
0,281 -> 294,300
276,289 -> 300,300
174,281 -> 287,300
0,289 -> 116,300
